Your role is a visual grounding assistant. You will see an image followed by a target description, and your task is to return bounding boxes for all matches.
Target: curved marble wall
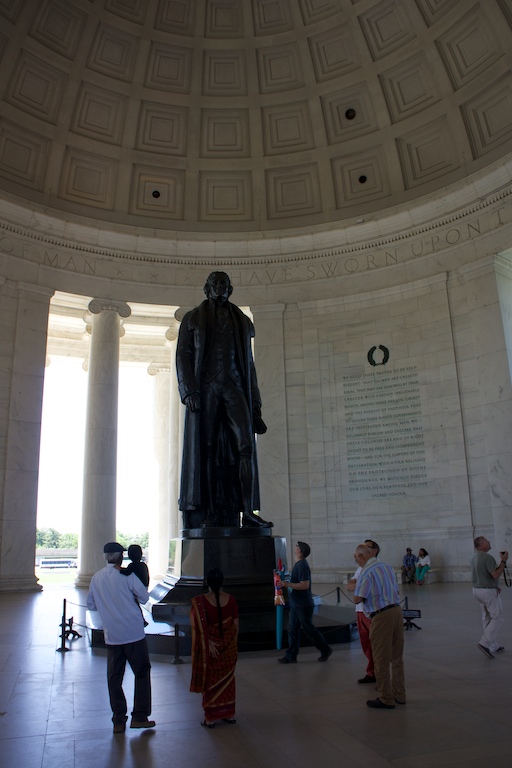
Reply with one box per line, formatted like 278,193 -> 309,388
1,156 -> 512,588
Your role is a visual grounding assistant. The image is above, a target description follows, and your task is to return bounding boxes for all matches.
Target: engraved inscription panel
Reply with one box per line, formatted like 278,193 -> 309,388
342,367 -> 427,500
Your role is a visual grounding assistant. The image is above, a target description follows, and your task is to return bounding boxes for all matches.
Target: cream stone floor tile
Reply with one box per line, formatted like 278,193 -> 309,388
0,582 -> 511,767
1,736 -> 46,768
391,740 -> 512,768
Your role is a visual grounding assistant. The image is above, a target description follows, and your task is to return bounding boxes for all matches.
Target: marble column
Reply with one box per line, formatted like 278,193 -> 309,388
168,320 -> 183,536
173,308 -> 189,536
147,361 -> 171,580
147,319 -> 183,579
0,282 -> 54,591
251,304 -> 292,553
75,299 -> 131,588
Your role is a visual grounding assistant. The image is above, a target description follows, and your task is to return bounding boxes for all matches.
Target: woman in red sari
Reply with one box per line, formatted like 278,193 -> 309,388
190,568 -> 239,728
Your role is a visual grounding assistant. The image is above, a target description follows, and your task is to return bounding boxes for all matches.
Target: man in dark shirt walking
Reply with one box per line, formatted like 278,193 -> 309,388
276,541 -> 332,664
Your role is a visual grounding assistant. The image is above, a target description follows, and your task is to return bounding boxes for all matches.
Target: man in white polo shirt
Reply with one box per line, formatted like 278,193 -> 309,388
87,542 -> 155,734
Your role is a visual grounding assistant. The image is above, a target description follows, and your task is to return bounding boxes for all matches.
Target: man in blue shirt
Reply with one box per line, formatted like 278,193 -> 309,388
401,547 -> 417,584
276,541 -> 332,663
87,542 -> 155,733
354,543 -> 405,709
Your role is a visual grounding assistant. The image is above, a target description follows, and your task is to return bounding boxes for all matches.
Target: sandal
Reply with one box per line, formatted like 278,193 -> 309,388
201,719 -> 215,729
222,718 -> 236,724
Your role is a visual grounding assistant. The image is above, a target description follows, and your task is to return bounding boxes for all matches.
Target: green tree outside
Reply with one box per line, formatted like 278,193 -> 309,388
36,529 -> 148,549
59,532 -> 79,548
40,528 -> 61,548
116,531 -> 149,549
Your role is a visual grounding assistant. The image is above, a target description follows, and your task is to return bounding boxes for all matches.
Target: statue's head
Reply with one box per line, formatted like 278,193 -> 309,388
204,271 -> 233,301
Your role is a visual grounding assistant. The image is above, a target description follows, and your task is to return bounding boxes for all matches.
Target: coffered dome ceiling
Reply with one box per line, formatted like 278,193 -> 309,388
0,0 -> 511,235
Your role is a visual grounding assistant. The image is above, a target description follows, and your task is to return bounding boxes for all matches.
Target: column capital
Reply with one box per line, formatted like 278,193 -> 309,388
148,363 -> 173,376
165,319 -> 180,343
87,299 -> 131,318
174,307 -> 191,323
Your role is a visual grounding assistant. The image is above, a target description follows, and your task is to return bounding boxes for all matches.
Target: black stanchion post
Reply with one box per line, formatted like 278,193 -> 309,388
57,598 -> 69,653
171,622 -> 184,665
337,586 -> 341,604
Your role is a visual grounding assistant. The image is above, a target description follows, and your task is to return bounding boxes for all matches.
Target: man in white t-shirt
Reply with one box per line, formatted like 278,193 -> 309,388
87,542 -> 156,734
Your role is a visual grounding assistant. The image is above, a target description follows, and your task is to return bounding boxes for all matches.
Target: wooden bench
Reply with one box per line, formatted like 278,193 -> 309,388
404,568 -> 440,584
423,568 -> 439,583
334,569 -> 358,584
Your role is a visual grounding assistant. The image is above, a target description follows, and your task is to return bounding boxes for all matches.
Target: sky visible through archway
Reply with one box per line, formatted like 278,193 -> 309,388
37,356 -> 159,535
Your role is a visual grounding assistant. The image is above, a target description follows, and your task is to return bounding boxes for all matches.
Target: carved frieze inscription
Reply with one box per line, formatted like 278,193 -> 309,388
0,191 -> 510,290
342,367 -> 427,499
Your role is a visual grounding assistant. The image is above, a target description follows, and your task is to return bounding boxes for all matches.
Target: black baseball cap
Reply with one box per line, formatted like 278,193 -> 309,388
103,542 -> 126,553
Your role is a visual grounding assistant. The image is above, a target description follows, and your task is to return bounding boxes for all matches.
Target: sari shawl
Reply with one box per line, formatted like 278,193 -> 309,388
190,594 -> 238,721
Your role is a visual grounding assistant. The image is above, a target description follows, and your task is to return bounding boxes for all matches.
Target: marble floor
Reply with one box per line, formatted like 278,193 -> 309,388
0,580 -> 511,768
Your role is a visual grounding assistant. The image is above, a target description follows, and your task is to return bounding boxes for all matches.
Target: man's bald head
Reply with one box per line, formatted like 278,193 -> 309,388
354,543 -> 373,567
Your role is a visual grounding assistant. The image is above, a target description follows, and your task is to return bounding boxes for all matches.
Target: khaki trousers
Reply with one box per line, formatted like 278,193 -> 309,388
368,605 -> 406,706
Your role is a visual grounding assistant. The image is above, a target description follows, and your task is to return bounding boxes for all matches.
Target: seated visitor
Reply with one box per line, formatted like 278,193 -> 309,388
401,548 -> 418,584
415,548 -> 431,584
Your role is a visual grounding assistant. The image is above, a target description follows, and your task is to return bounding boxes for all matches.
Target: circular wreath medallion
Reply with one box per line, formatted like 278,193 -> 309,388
367,345 -> 390,366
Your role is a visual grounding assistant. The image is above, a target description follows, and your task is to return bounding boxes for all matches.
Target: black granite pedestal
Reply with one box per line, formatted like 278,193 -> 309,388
88,602 -> 357,655
150,526 -> 286,621
145,527 -> 356,654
